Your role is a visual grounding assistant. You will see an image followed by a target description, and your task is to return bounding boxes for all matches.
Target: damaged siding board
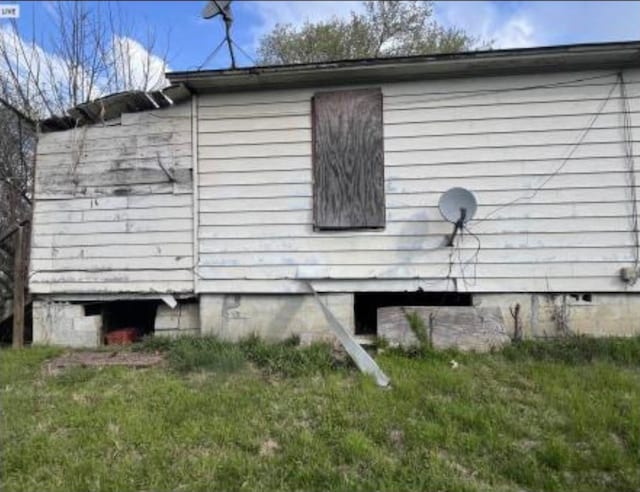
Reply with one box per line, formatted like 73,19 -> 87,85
34,194 -> 192,212
33,206 -> 192,224
32,231 -> 192,248
197,68 -> 640,293
32,281 -> 194,294
30,102 -> 194,295
37,168 -> 192,192
31,243 -> 192,260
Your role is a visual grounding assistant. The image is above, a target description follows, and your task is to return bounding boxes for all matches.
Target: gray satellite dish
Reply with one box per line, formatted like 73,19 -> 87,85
201,1 -> 236,68
202,0 -> 232,19
439,187 -> 477,223
439,187 -> 477,246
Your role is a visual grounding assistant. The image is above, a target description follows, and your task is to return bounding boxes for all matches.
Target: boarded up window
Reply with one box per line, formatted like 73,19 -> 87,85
312,89 -> 385,229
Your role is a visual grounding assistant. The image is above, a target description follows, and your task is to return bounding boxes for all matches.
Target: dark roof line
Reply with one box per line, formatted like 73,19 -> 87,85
167,40 -> 640,93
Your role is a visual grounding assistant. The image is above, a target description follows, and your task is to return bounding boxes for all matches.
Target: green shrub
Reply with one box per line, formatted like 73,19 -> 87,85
134,334 -> 348,376
136,335 -> 244,373
238,335 -> 346,377
134,334 -> 175,353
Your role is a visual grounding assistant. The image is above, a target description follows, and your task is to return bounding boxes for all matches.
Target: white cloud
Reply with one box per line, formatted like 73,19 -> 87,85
251,0 -> 362,27
109,35 -> 169,92
492,16 -> 536,48
241,0 -> 363,49
0,25 -> 170,117
435,0 -> 640,49
0,23 -> 81,116
434,2 -> 539,49
517,1 -> 640,45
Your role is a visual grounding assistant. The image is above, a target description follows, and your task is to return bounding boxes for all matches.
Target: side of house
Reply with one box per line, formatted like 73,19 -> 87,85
30,103 -> 195,345
28,43 -> 640,346
192,65 -> 640,339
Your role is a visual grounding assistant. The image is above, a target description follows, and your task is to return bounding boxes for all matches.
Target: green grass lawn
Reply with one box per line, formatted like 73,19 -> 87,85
1,337 -> 639,492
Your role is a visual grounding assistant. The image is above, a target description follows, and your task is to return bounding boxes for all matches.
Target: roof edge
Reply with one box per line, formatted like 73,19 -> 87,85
167,41 -> 640,93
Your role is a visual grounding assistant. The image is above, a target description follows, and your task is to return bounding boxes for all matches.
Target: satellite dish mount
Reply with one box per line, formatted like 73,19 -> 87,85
438,187 -> 477,247
446,208 -> 466,247
202,0 -> 236,69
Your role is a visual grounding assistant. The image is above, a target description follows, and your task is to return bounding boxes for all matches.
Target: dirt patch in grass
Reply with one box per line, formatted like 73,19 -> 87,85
43,350 -> 165,375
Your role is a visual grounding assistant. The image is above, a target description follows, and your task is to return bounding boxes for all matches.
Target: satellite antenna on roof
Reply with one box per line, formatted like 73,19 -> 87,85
201,0 -> 236,69
439,187 -> 477,247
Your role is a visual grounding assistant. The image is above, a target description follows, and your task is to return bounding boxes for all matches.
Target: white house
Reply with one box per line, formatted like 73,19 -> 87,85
30,42 -> 640,347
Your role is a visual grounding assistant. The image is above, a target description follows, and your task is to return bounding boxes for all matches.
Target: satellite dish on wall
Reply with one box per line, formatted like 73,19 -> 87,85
439,187 -> 477,247
202,0 -> 232,19
439,187 -> 477,223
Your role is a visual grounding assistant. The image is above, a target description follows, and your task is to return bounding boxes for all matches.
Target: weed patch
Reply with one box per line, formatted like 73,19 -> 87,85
138,336 -> 245,373
500,336 -> 640,365
403,308 -> 430,347
238,335 -> 347,377
136,335 -> 346,377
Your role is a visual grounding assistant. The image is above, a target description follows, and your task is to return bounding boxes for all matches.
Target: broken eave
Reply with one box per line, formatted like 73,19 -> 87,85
38,84 -> 191,133
167,41 -> 640,93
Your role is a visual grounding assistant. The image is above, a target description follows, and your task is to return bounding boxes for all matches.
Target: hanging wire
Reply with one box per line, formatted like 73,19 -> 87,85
472,78 -> 621,224
454,226 -> 467,288
618,71 -> 640,268
460,224 -> 482,288
197,36 -> 228,71
231,39 -> 257,66
385,72 -> 619,107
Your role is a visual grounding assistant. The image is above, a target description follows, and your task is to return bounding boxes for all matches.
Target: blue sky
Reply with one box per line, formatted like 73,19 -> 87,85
5,0 -> 640,73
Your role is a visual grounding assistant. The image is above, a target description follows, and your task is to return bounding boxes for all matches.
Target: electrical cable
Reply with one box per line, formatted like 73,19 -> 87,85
461,224 -> 482,288
472,78 -> 621,224
619,71 -> 640,268
196,36 -> 228,71
385,72 -> 619,107
231,39 -> 257,66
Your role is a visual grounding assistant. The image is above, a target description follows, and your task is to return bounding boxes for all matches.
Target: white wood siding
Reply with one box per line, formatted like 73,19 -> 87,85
197,69 -> 640,293
30,104 -> 194,294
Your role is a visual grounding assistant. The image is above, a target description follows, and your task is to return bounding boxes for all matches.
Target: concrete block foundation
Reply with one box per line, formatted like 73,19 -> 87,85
33,300 -> 101,348
200,293 -> 354,342
474,293 -> 640,338
155,302 -> 200,338
31,292 -> 640,349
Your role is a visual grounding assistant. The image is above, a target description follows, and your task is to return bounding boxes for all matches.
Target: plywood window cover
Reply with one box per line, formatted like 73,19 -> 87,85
312,88 -> 385,230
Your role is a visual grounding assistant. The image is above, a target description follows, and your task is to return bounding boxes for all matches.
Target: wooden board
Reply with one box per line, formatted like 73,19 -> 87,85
312,89 -> 385,229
